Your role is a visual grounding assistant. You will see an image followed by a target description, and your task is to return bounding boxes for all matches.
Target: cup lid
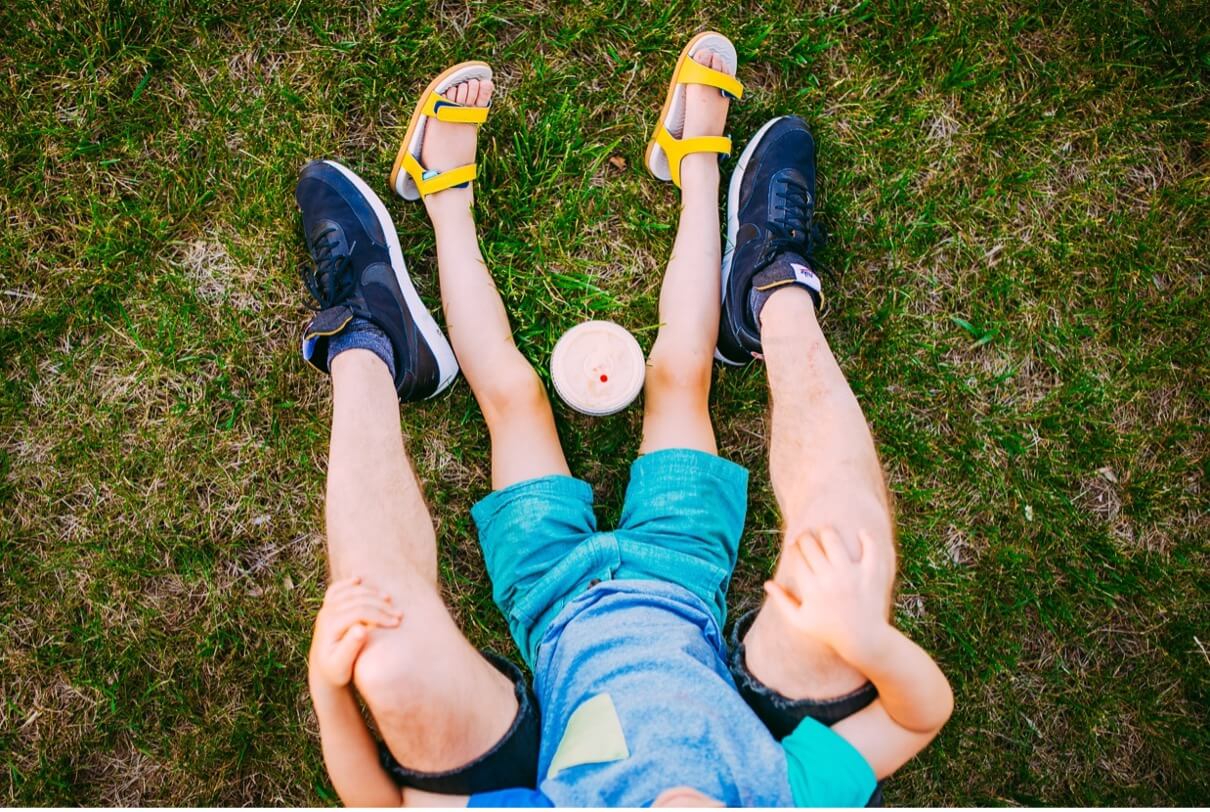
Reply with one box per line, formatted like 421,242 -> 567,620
550,321 -> 646,416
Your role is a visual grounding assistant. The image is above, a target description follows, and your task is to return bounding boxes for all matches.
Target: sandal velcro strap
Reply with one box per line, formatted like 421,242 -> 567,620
421,94 -> 490,124
402,152 -> 477,197
677,58 -> 744,100
660,132 -> 732,157
655,129 -> 732,187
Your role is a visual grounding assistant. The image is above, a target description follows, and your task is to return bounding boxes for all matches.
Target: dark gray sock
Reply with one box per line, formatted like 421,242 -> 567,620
327,318 -> 396,380
748,254 -> 822,327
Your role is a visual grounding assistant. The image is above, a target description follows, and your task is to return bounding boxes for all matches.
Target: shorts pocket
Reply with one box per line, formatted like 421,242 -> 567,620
508,533 -> 622,655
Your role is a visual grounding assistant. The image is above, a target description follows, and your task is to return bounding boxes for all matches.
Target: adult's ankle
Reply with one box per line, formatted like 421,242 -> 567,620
759,285 -> 817,335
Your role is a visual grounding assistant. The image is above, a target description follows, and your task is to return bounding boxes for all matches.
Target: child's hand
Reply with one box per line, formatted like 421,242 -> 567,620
309,577 -> 402,690
763,527 -> 894,665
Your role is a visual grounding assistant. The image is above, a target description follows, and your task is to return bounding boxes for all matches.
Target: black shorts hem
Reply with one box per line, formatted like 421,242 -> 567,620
378,651 -> 540,795
728,609 -> 884,807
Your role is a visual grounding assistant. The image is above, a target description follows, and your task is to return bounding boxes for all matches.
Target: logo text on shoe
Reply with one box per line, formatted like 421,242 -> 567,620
790,263 -> 821,292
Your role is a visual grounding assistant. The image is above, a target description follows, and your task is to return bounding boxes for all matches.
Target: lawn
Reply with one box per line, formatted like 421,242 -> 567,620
1,0 -> 1207,805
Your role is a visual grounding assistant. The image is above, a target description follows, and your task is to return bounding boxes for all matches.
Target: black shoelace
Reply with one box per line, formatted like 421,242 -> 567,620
776,177 -> 813,238
301,226 -> 357,308
757,178 -> 827,274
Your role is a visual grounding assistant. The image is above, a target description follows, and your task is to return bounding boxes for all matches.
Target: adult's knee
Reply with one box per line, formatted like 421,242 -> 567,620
352,589 -> 452,716
350,591 -> 521,772
785,485 -> 894,549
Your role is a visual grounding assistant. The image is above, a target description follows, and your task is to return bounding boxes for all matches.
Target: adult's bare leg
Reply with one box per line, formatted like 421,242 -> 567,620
326,349 -> 517,772
741,289 -> 896,698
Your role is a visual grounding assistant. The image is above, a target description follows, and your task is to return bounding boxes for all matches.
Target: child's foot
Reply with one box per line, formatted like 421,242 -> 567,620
679,50 -> 734,187
419,77 -> 494,213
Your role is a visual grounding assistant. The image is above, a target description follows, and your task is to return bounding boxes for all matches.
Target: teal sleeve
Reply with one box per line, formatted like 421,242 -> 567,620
781,717 -> 877,807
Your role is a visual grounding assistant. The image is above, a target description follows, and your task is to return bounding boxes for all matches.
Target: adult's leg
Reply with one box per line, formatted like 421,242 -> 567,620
421,78 -> 571,488
639,50 -> 733,455
741,288 -> 896,698
327,349 -> 518,771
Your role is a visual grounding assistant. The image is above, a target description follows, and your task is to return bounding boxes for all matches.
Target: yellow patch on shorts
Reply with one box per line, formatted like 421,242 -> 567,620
547,692 -> 630,778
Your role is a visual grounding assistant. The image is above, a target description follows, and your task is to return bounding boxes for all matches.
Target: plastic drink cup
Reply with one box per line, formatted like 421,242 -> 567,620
550,320 -> 646,416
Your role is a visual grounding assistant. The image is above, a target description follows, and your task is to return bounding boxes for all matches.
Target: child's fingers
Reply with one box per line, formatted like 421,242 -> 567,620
816,527 -> 850,562
326,584 -> 393,610
858,530 -> 895,586
856,530 -> 874,566
328,623 -> 370,682
331,603 -> 403,634
796,530 -> 829,573
323,576 -> 368,602
763,580 -> 802,616
779,534 -> 814,587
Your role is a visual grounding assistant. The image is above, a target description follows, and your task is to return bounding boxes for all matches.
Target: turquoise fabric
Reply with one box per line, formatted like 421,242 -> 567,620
470,448 -> 748,667
468,581 -> 876,807
783,716 -> 879,806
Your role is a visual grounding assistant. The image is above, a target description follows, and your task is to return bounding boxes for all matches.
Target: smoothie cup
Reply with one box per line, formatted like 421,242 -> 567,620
550,320 -> 646,416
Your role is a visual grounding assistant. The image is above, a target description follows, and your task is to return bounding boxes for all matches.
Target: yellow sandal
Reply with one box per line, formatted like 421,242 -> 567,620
390,61 -> 492,200
645,31 -> 744,188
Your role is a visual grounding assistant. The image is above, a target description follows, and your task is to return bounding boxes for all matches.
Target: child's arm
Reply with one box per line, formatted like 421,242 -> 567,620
308,577 -> 407,807
764,529 -> 954,779
310,681 -> 404,806
828,625 -> 953,777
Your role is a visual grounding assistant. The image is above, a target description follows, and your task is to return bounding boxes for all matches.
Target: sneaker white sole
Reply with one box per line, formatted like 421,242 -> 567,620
324,160 -> 460,397
715,115 -> 788,365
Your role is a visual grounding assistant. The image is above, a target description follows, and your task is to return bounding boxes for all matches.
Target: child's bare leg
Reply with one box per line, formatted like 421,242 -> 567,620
640,50 -> 733,454
742,289 -> 896,697
325,350 -> 518,771
420,80 -> 570,488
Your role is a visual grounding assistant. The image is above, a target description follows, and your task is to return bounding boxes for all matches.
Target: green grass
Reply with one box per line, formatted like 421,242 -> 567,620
1,0 -> 1207,804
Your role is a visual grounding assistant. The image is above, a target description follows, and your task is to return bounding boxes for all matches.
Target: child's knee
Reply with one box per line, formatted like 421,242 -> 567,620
477,355 -> 548,421
646,343 -> 713,397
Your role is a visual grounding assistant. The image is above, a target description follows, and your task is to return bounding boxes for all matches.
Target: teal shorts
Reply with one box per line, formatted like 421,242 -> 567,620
471,449 -> 749,667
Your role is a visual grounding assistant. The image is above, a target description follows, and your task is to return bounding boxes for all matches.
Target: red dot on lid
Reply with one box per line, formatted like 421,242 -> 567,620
600,374 -> 609,383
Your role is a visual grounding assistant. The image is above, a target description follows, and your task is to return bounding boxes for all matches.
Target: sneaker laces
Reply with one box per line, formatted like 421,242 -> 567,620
301,226 -> 357,309
757,178 -> 828,275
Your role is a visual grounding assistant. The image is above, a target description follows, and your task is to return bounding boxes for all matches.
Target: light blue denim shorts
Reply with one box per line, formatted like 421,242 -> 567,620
470,448 -> 749,667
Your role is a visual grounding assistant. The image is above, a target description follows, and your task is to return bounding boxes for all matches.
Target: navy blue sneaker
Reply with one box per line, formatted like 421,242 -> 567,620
296,160 -> 458,400
716,116 -> 826,365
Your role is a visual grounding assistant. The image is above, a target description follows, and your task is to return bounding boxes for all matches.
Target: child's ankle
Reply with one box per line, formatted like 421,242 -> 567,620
423,188 -> 475,223
680,155 -> 720,193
